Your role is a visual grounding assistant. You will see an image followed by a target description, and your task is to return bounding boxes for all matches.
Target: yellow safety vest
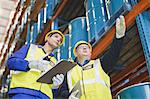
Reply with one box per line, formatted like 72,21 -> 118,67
10,44 -> 57,98
67,59 -> 112,99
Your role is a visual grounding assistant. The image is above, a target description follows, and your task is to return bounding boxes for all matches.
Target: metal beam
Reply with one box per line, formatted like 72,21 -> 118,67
0,25 -> 19,67
111,55 -> 146,86
112,71 -> 149,96
24,0 -> 31,7
0,26 -> 11,57
0,1 -> 30,67
134,2 -> 150,74
0,1 -> 21,57
29,0 -> 46,21
13,22 -> 28,52
112,64 -> 148,91
12,1 -> 21,24
18,7 -> 27,25
91,0 -> 150,59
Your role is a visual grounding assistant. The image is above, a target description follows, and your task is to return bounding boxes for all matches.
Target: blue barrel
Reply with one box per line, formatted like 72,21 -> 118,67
51,19 -> 58,30
46,0 -> 54,20
108,0 -> 127,16
26,23 -> 31,43
69,17 -> 88,59
32,23 -> 38,43
116,82 -> 150,99
53,48 -> 59,60
60,35 -> 70,60
85,0 -> 107,40
40,8 -> 44,30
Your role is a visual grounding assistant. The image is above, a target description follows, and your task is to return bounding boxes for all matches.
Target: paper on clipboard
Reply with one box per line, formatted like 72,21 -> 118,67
37,60 -> 76,84
70,81 -> 82,98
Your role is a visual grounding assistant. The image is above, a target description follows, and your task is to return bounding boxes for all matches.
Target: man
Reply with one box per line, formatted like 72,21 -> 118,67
7,30 -> 65,99
67,15 -> 126,99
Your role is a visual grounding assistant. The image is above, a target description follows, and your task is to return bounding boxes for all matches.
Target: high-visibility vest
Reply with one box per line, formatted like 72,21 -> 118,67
10,44 -> 57,98
67,59 -> 112,99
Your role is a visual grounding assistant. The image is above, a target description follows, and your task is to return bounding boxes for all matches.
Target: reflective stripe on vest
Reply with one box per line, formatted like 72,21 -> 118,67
29,44 -> 49,60
67,59 -> 110,89
78,59 -> 107,87
10,44 -> 57,99
67,59 -> 112,99
67,70 -> 73,90
94,59 -> 108,87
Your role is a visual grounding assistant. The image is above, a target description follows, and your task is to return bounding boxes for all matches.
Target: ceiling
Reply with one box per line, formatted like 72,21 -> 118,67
0,0 -> 18,50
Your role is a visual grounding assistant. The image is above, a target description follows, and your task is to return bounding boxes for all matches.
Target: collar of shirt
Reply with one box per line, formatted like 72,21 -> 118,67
38,45 -> 54,57
74,57 -> 90,67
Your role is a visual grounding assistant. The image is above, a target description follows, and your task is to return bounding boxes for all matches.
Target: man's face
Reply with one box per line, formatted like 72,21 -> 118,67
47,33 -> 63,48
76,44 -> 91,59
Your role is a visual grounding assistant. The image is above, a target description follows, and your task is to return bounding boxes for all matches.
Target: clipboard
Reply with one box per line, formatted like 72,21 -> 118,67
37,60 -> 76,84
70,81 -> 82,98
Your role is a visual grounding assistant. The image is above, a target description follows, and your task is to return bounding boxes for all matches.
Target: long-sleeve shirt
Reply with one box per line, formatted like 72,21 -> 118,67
100,37 -> 123,73
7,44 -> 30,71
7,44 -> 55,71
7,44 -> 55,99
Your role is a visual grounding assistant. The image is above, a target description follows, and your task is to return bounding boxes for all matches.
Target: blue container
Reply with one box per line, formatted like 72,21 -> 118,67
85,0 -> 107,40
40,8 -> 44,30
46,0 -> 54,20
53,48 -> 59,60
85,0 -> 102,10
116,82 -> 150,99
60,35 -> 69,60
69,17 -> 88,59
32,23 -> 38,43
51,19 -> 58,30
26,23 -> 31,43
108,0 -> 126,16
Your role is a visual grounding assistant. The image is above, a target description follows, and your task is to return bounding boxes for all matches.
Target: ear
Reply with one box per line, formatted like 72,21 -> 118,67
45,39 -> 48,42
45,37 -> 49,42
